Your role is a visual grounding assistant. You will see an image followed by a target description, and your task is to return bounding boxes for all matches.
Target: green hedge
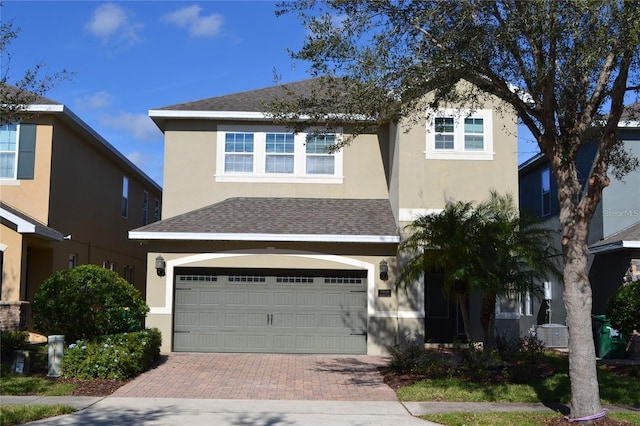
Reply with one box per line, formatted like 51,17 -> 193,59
62,328 -> 161,380
0,331 -> 29,363
606,280 -> 640,336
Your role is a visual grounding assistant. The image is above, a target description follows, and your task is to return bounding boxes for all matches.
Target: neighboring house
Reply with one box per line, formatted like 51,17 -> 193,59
130,78 -> 518,355
0,88 -> 162,331
516,104 -> 640,345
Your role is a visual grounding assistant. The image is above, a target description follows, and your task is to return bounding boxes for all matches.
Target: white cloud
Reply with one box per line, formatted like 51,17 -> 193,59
85,3 -> 143,46
100,112 -> 161,141
162,5 -> 223,37
75,91 -> 114,111
126,151 -> 164,185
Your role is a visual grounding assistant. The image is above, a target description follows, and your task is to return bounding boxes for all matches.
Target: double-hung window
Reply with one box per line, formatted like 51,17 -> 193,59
434,118 -> 454,150
224,133 -> 254,173
305,134 -> 335,175
265,133 -> 294,174
541,167 -> 551,216
0,123 -> 36,180
426,110 -> 493,160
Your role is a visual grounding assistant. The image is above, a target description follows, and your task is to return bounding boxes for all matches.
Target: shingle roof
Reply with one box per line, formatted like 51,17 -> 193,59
131,198 -> 399,242
155,78 -> 324,112
590,222 -> 640,253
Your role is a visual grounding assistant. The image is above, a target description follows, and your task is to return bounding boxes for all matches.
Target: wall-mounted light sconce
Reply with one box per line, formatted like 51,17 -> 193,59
155,255 -> 166,277
379,259 -> 389,281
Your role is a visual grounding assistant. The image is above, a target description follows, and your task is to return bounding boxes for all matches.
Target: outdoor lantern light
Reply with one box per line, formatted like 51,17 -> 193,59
155,255 -> 166,277
379,259 -> 389,281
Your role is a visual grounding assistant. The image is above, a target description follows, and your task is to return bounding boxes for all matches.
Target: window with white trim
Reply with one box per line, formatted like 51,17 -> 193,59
224,133 -> 254,173
426,110 -> 493,160
306,134 -> 336,175
495,290 -> 532,319
265,133 -> 294,174
216,125 -> 343,183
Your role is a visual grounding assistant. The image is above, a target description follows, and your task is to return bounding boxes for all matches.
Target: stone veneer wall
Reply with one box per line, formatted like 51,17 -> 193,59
0,301 -> 29,332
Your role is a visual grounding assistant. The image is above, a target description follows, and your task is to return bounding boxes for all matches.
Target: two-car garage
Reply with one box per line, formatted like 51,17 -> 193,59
172,268 -> 368,354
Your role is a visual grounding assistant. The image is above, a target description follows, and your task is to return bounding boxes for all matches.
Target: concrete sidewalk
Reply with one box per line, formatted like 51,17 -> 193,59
2,395 -> 638,425
2,397 -> 438,425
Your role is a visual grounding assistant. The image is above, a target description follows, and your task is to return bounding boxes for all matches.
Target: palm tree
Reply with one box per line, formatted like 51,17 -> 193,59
397,200 -> 482,342
397,192 -> 560,355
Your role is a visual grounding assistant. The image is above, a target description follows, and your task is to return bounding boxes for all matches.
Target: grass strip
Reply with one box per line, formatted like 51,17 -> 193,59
0,404 -> 76,426
421,411 -> 640,426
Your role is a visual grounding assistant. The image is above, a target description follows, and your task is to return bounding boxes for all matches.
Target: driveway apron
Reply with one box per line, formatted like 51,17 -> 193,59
111,353 -> 397,401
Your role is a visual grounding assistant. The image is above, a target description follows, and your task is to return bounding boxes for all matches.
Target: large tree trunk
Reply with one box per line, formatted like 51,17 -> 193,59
562,220 -> 602,418
480,293 -> 497,359
556,161 -> 604,419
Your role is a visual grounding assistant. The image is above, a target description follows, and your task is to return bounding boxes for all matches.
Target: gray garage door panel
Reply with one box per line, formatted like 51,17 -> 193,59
173,270 -> 367,354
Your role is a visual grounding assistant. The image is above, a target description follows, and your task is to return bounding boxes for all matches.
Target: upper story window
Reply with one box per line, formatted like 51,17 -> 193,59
154,199 -> 161,221
142,191 -> 149,225
216,125 -> 343,184
0,123 -> 36,180
121,176 -> 129,218
224,133 -> 254,173
306,134 -> 336,175
541,167 -> 551,216
426,110 -> 493,160
265,133 -> 294,174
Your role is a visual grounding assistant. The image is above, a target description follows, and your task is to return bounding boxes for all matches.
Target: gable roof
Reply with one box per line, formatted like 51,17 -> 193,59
590,222 -> 640,254
148,78 -> 354,129
129,197 -> 399,243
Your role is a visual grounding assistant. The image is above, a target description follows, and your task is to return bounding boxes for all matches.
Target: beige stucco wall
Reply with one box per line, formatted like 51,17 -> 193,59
395,106 -> 518,214
0,225 -> 23,301
161,120 -> 389,219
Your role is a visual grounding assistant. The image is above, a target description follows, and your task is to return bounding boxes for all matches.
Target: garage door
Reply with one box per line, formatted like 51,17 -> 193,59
173,268 -> 367,354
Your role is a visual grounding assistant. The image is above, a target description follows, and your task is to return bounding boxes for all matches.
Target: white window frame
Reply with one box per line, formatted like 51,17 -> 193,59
495,290 -> 532,320
426,109 -> 494,160
215,125 -> 343,184
0,123 -> 20,180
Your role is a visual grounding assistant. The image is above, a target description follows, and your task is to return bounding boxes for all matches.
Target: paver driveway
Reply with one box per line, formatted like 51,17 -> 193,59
112,353 -> 398,401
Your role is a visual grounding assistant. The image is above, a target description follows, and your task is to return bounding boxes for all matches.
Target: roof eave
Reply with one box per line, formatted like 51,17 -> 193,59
129,231 -> 399,244
590,240 -> 640,254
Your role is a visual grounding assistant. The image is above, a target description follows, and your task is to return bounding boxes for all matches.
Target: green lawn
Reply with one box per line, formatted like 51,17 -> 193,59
397,354 -> 640,406
421,411 -> 640,426
0,404 -> 76,426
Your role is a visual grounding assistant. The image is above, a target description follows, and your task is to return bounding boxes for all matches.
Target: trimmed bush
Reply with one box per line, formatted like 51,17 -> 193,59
0,331 -> 29,362
62,328 -> 162,380
606,280 -> 640,336
32,265 -> 149,342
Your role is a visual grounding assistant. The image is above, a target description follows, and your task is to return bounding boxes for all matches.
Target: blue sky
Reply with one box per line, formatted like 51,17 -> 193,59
2,1 -> 540,186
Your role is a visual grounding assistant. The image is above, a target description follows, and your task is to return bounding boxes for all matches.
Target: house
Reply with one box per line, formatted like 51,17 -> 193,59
516,104 -> 640,345
130,78 -> 518,355
0,88 -> 162,331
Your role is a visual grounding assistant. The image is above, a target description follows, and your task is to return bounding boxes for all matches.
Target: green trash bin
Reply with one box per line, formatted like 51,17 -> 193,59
592,315 -> 626,359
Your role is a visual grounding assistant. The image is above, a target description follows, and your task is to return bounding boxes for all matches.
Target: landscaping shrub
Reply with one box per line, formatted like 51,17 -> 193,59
388,342 -> 428,373
0,331 -> 29,363
32,265 -> 149,342
606,280 -> 640,336
62,328 -> 162,380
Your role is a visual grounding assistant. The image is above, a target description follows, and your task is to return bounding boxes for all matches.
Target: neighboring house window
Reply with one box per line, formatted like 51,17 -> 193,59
68,253 -> 78,269
124,265 -> 135,284
306,134 -> 335,175
224,133 -> 254,173
265,133 -> 294,174
426,110 -> 493,160
216,126 -> 343,183
122,176 -> 129,218
0,123 -> 36,180
103,261 -> 116,271
154,199 -> 160,221
142,191 -> 149,225
495,290 -> 532,319
541,167 -> 551,216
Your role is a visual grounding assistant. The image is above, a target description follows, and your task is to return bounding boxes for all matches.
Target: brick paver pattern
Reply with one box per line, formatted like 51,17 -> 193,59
111,354 -> 397,401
